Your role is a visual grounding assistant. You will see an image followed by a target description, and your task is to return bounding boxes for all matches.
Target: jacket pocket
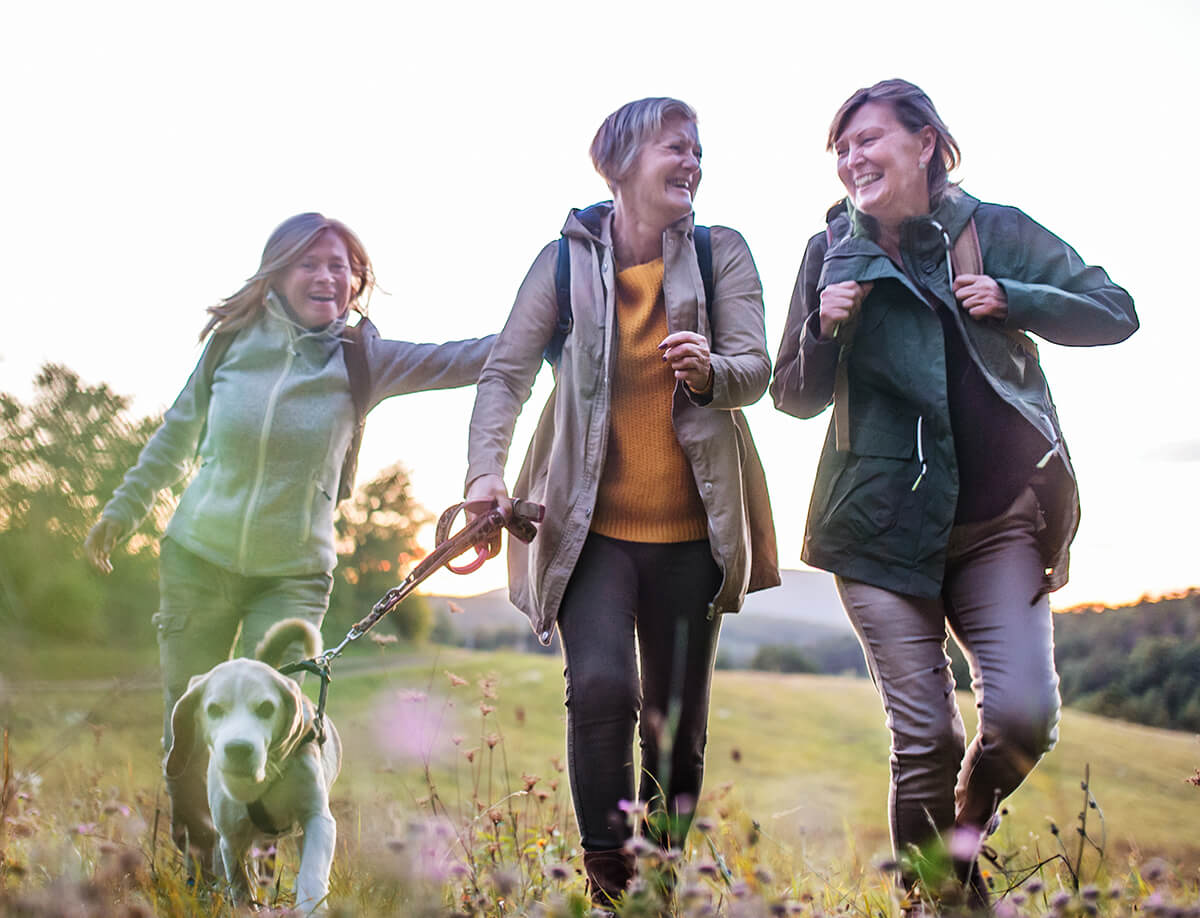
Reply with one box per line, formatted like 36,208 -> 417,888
302,477 -> 335,545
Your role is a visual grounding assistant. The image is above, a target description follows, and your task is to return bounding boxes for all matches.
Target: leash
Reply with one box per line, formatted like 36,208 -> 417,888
279,498 -> 545,744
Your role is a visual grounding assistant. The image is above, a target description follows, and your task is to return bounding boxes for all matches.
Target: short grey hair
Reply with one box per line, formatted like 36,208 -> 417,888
590,97 -> 699,191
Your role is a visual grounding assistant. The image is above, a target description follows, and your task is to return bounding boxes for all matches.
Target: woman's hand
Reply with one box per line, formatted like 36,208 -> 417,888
953,274 -> 1008,320
83,518 -> 124,574
659,331 -> 712,392
818,281 -> 873,339
465,474 -> 510,516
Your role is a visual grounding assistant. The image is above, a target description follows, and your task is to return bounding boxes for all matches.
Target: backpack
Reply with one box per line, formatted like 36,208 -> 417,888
201,319 -> 372,502
543,221 -> 715,365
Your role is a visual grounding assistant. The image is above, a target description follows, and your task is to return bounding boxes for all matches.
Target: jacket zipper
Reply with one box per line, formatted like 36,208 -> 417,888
911,416 -> 927,491
236,342 -> 297,570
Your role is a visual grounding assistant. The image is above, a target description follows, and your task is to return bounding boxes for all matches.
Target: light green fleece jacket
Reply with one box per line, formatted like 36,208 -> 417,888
102,293 -> 494,576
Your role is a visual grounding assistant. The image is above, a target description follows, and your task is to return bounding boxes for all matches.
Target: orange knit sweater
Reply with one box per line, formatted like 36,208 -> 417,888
590,259 -> 709,543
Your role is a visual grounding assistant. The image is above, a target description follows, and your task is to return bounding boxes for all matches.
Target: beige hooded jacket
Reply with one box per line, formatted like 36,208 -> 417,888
466,203 -> 779,644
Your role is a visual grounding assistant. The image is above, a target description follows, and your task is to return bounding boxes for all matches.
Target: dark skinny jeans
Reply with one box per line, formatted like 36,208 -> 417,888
557,533 -> 722,851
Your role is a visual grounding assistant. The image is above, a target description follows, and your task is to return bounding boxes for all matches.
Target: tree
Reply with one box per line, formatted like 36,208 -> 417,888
750,644 -> 818,674
0,365 -> 180,646
328,462 -> 435,643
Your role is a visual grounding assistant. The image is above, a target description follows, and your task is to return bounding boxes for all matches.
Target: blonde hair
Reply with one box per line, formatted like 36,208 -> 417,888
828,79 -> 962,207
590,97 -> 698,191
200,213 -> 375,340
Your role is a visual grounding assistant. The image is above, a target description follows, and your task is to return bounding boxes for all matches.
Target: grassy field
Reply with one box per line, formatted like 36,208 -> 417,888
2,644 -> 1198,915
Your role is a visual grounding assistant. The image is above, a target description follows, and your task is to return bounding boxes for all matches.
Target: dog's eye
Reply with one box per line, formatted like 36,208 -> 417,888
255,701 -> 276,719
205,702 -> 225,720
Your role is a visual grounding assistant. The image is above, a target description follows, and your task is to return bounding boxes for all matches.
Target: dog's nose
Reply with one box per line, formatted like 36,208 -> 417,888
224,740 -> 255,764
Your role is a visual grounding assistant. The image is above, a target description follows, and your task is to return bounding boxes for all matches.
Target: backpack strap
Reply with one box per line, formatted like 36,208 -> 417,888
543,237 -> 574,365
336,319 -> 373,502
693,225 -> 714,321
951,216 -> 983,277
545,224 -> 715,366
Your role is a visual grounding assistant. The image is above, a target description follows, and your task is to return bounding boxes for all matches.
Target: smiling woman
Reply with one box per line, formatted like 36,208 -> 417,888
771,78 -> 1138,912
463,96 -> 779,907
81,211 -> 496,874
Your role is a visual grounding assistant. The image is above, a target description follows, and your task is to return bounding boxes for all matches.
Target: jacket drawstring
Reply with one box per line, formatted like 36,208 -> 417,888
911,415 -> 927,492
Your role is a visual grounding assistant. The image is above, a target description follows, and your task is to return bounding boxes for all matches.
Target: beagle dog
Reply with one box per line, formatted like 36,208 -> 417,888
166,618 -> 342,914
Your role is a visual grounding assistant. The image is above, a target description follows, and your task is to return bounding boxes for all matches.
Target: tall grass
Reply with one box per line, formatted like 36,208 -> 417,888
1,648 -> 1197,916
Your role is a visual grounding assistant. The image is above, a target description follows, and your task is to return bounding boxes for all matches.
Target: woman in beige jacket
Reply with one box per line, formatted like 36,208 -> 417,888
464,97 -> 777,906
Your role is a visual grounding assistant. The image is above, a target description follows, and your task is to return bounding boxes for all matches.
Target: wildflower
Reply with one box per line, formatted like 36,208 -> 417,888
464,747 -> 477,763
447,862 -> 471,880
535,789 -> 550,802
992,901 -> 1019,918
485,732 -> 501,748
522,773 -> 539,791
515,706 -> 526,725
446,670 -> 468,687
479,676 -> 499,699
547,862 -> 573,881
1010,890 -> 1028,905
663,847 -> 684,864
452,734 -> 463,745
1080,884 -> 1100,902
480,702 -> 495,716
618,799 -> 648,818
769,903 -> 789,917
1025,878 -> 1045,894
730,747 -> 742,762
488,809 -> 503,825
1049,889 -> 1072,909
73,823 -> 98,835
754,866 -> 773,885
694,816 -> 716,833
369,632 -> 398,646
1108,882 -> 1125,900
1142,857 -> 1169,883
696,859 -> 720,878
731,879 -> 751,898
101,801 -> 131,817
550,756 -> 565,772
623,836 -> 657,859
947,825 -> 982,861
448,601 -> 465,614
678,882 -> 707,904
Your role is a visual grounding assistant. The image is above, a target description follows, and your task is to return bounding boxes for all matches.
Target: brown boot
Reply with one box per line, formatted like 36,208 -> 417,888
584,848 -> 634,909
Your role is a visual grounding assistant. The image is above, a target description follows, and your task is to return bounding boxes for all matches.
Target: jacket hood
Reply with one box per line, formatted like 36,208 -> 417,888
264,289 -> 349,348
561,200 -> 698,245
829,187 -> 982,253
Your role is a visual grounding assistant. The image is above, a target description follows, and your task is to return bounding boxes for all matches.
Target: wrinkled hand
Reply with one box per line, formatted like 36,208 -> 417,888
464,474 -> 510,520
659,331 -> 712,392
953,274 -> 1008,320
84,518 -> 123,574
819,281 -> 873,339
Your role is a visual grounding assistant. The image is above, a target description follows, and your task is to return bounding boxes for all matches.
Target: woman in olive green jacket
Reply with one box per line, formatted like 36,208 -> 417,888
772,79 -> 1135,909
466,97 -> 777,906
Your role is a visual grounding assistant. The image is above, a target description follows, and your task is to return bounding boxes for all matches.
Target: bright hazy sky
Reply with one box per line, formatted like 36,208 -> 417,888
4,1 -> 1195,609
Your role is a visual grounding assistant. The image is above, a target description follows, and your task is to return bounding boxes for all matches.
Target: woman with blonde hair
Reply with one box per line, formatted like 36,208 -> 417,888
465,97 -> 778,907
772,79 -> 1136,910
85,212 -> 494,871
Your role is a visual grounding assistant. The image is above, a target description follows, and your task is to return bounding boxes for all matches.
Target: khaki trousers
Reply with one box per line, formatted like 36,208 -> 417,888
837,487 -> 1061,858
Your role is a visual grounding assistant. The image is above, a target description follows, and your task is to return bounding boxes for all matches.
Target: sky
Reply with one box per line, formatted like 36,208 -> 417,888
2,0 -> 1196,610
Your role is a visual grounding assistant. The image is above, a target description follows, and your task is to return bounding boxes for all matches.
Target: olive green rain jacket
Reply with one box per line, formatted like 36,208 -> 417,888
771,190 -> 1137,598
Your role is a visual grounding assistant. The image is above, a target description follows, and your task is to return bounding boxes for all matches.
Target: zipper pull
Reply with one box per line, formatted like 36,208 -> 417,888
911,415 -> 927,491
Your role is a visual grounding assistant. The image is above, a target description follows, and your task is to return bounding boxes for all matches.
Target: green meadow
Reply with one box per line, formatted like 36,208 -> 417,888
2,646 -> 1198,915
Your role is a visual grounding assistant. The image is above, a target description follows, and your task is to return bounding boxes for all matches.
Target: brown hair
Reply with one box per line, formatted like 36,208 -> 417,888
827,79 -> 961,206
200,213 -> 375,340
590,97 -> 699,191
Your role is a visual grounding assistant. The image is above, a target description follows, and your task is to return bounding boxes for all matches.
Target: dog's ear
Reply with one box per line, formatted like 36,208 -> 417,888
267,670 -> 310,762
165,672 -> 210,780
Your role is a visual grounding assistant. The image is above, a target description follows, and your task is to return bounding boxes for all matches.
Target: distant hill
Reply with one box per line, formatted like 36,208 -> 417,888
424,567 -> 853,665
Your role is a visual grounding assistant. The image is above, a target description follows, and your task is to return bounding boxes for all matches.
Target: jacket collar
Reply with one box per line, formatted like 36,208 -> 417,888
561,200 -> 697,247
827,187 -> 982,258
263,289 -> 349,354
